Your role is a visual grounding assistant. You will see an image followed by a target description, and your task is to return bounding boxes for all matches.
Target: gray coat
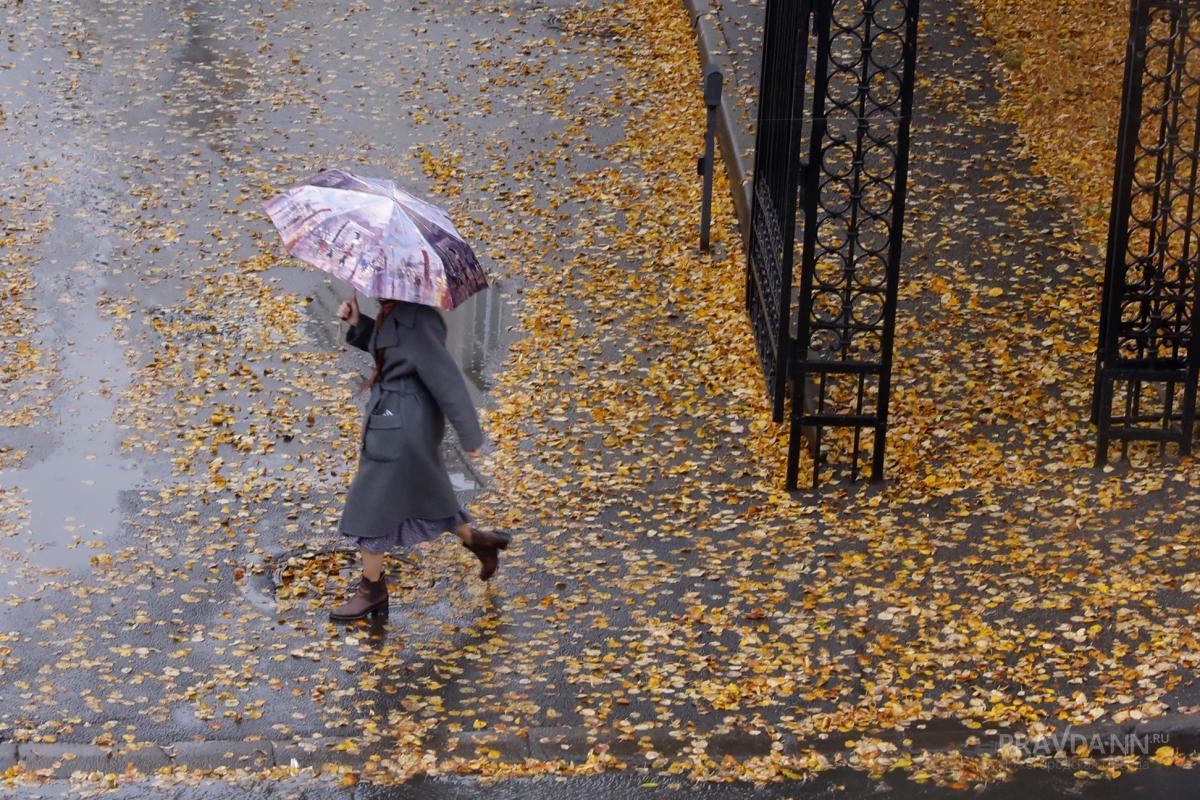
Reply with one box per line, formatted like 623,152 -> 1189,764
338,302 -> 483,538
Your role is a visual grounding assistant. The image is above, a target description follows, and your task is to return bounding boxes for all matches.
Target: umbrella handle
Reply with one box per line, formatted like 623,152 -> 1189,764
452,442 -> 490,490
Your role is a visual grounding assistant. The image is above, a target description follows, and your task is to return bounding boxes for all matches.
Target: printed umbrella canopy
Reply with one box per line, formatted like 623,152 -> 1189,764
264,169 -> 487,309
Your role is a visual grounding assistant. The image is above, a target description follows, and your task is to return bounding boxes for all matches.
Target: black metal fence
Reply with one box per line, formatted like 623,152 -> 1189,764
747,0 -> 921,488
746,1 -> 810,421
1094,0 -> 1200,464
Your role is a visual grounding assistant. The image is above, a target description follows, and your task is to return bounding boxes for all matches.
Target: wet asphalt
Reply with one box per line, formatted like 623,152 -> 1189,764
0,0 -> 547,746
2,0 -> 1200,798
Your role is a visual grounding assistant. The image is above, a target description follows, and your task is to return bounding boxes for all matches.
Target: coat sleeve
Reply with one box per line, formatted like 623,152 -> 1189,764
345,314 -> 375,352
411,311 -> 484,452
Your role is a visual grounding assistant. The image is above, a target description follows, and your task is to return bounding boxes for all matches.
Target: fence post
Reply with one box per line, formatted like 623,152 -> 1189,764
698,65 -> 724,252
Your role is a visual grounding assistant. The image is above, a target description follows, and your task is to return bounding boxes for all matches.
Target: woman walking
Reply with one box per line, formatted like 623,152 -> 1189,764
262,169 -> 502,621
328,293 -> 510,622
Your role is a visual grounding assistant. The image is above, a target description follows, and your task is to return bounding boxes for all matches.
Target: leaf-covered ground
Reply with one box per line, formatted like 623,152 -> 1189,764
0,0 -> 1198,793
963,0 -> 1126,245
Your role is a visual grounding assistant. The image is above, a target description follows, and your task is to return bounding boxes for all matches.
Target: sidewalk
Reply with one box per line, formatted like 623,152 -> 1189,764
675,0 -> 1200,775
424,0 -> 1200,785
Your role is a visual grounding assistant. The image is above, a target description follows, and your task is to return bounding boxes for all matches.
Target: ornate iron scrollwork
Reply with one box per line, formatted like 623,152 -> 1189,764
746,0 -> 920,488
1094,0 -> 1200,464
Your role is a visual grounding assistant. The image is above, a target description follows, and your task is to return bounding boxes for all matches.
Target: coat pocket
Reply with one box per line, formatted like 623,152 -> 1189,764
362,412 -> 405,462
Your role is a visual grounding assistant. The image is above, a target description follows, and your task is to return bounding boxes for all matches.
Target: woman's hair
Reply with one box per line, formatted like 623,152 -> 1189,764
358,299 -> 399,395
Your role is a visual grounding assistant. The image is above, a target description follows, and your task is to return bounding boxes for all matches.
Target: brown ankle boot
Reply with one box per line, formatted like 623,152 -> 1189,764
461,529 -> 510,582
329,573 -> 388,622
463,541 -> 499,581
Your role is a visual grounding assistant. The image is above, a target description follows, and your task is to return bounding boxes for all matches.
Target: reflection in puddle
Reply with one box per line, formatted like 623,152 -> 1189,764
173,6 -> 252,158
445,284 -> 514,493
444,279 -> 515,396
286,270 -> 515,398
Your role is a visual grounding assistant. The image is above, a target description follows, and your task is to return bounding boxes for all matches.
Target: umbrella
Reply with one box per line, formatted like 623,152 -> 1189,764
263,169 -> 488,310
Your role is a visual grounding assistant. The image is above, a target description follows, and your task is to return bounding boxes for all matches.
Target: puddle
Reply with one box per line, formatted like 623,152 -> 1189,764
0,196 -> 142,580
0,74 -> 144,581
172,6 -> 253,158
244,544 -> 474,632
3,326 -> 143,576
9,453 -> 139,575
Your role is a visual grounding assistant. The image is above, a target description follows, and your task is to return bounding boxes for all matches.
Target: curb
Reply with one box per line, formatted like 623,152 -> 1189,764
3,738 -> 357,781
5,714 -> 1200,783
681,0 -> 755,247
1040,714 -> 1200,756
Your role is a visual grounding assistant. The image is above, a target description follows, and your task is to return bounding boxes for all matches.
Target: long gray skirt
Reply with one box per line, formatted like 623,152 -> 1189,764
346,507 -> 472,554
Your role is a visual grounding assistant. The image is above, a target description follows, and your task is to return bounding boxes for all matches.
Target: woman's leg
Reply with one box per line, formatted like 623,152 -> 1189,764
456,521 -> 511,582
361,548 -> 385,581
330,547 -> 389,621
456,521 -> 510,549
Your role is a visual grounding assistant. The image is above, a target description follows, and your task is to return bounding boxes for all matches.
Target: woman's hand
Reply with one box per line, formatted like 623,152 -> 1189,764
337,294 -> 360,326
465,449 -> 481,459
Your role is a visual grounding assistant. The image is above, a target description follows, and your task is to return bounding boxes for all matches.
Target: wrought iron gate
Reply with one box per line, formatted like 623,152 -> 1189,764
746,0 -> 921,488
1094,0 -> 1200,464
